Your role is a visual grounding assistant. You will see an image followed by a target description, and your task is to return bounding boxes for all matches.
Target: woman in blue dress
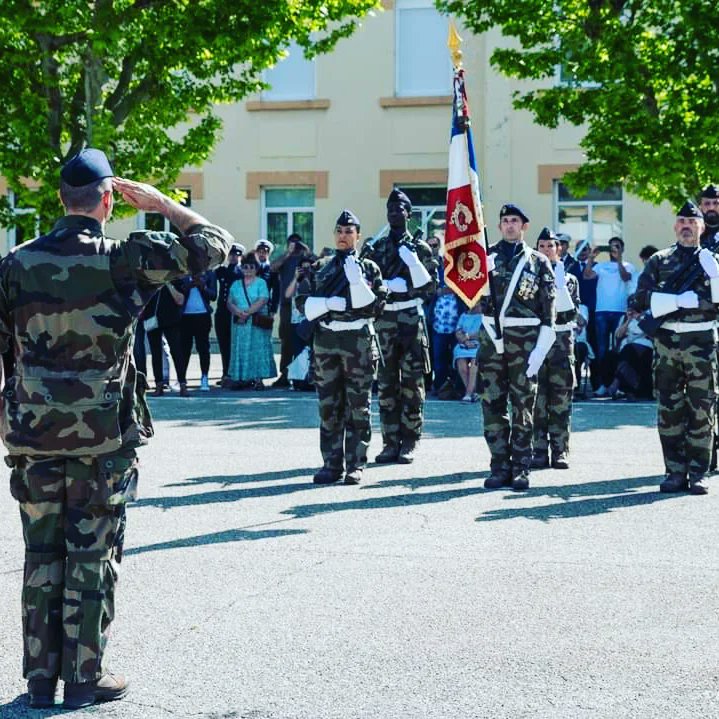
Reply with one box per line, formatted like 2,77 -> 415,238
453,303 -> 483,402
227,252 -> 277,388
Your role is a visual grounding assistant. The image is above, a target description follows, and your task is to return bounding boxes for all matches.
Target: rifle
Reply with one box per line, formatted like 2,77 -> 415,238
638,236 -> 719,337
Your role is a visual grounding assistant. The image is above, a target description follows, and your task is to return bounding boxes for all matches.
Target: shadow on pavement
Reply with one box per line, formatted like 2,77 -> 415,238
362,471 -> 490,492
125,527 -> 308,556
0,694 -> 67,717
282,474 -> 488,518
475,474 -> 672,523
163,467 -> 319,488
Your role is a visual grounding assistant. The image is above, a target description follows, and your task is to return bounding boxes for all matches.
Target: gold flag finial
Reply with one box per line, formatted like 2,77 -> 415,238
448,21 -> 463,69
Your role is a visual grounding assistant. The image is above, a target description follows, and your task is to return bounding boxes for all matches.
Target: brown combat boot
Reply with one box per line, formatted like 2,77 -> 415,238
313,467 -> 342,485
344,467 -> 363,485
397,440 -> 418,464
484,473 -> 512,489
511,470 -> 530,492
530,453 -> 549,469
375,445 -> 400,464
551,452 -> 570,470
27,677 -> 58,708
63,673 -> 129,709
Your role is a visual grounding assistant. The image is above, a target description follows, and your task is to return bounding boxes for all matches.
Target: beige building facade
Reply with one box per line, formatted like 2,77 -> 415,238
5,0 -> 674,264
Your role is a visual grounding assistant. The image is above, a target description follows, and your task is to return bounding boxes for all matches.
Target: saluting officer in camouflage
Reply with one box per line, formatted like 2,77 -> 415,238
532,227 -> 580,470
633,200 -> 719,495
478,204 -> 556,491
297,210 -> 385,485
359,189 -> 437,463
0,149 -> 232,708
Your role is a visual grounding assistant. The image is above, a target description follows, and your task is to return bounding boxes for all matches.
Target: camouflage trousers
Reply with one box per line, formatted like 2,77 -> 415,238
478,325 -> 540,477
375,308 -> 431,448
314,326 -> 376,471
8,449 -> 138,682
654,329 -> 718,476
534,333 -> 575,457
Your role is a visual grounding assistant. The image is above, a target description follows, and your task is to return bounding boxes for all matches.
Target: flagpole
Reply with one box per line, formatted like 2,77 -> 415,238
448,23 -> 502,340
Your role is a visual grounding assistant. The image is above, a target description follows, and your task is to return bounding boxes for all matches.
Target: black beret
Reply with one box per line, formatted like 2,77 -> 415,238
537,226 -> 558,242
499,203 -> 529,224
387,188 -> 412,211
336,209 -> 360,227
60,148 -> 113,187
676,200 -> 703,219
229,243 -> 246,255
701,184 -> 719,199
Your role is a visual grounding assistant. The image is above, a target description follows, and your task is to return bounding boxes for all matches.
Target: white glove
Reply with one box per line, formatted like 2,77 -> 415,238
554,261 -> 566,289
525,326 -> 557,378
344,257 -> 375,308
386,277 -> 408,293
399,245 -> 432,287
304,296 -> 345,321
343,255 -> 364,284
677,290 -> 699,309
486,254 -> 496,273
699,248 -> 719,279
326,296 -> 347,312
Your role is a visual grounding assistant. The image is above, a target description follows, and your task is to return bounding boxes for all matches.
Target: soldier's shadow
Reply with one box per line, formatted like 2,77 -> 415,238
475,474 -> 675,523
0,694 -> 69,716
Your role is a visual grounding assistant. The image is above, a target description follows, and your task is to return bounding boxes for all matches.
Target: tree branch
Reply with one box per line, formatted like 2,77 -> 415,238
105,53 -> 139,115
34,35 -> 63,153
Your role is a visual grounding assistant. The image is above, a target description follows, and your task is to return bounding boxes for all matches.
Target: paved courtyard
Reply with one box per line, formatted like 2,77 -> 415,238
1,375 -> 718,718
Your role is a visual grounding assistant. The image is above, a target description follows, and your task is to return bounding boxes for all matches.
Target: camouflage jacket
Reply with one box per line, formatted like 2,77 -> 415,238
0,214 -> 232,458
359,231 -> 437,305
481,241 -> 556,327
633,243 -> 719,323
296,249 -> 386,322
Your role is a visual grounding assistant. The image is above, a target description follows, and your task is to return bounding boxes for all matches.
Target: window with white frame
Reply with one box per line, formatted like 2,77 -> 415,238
6,191 -> 38,249
401,185 -> 447,240
396,0 -> 451,97
554,182 -> 622,246
139,189 -> 191,235
262,42 -> 316,101
262,188 -> 315,257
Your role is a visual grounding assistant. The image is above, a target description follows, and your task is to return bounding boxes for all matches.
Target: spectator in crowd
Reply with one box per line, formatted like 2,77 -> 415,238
569,241 -> 598,391
255,239 -> 280,316
639,245 -> 659,265
583,236 -> 636,396
177,271 -> 216,393
214,243 -> 245,387
227,251 -> 277,389
559,233 -> 578,274
146,282 -> 187,396
284,254 -> 316,390
605,306 -> 654,400
270,233 -> 311,387
431,286 -> 461,394
453,303 -> 482,402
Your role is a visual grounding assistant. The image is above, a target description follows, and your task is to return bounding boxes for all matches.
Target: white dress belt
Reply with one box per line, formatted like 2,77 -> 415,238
555,322 -> 576,333
502,317 -> 540,327
384,298 -> 423,313
319,318 -> 370,332
662,320 -> 716,333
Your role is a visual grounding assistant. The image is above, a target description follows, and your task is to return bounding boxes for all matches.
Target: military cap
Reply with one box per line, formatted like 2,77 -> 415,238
536,226 -> 558,242
676,200 -> 703,219
255,238 -> 274,253
387,188 -> 412,211
701,184 -> 719,199
229,243 -> 246,256
336,209 -> 360,228
499,203 -> 529,224
557,233 -> 571,245
60,148 -> 113,187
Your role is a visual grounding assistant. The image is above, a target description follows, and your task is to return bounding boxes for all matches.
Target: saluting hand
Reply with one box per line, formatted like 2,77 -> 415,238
113,177 -> 166,213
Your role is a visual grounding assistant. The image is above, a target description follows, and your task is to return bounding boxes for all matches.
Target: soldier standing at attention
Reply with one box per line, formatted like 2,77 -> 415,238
360,189 -> 437,464
0,149 -> 232,709
633,201 -> 719,495
297,210 -> 385,485
531,227 -> 580,470
479,204 -> 556,491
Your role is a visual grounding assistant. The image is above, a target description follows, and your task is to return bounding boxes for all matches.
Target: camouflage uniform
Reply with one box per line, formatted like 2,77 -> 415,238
0,215 -> 231,682
359,232 -> 437,451
478,241 -> 556,481
633,244 -> 719,484
296,251 -> 385,475
533,269 -> 580,463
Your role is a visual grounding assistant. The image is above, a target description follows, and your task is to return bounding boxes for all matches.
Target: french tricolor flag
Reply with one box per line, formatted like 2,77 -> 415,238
444,68 -> 488,307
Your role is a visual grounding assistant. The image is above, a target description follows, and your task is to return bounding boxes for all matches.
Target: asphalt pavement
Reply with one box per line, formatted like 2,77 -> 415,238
1,369 -> 718,719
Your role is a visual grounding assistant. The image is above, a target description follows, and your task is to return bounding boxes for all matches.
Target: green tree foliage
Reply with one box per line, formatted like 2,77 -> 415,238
0,0 -> 380,229
438,0 -> 719,205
